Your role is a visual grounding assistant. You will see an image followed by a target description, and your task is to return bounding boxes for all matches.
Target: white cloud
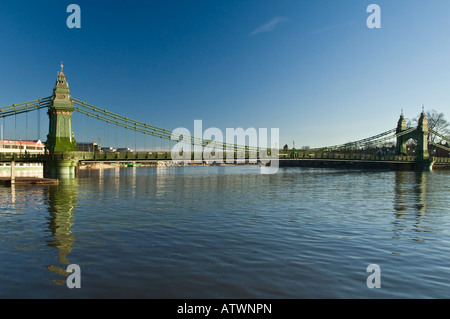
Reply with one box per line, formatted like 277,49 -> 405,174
250,16 -> 289,36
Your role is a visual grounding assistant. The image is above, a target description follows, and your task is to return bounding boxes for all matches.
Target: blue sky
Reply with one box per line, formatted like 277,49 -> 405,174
1,0 -> 450,148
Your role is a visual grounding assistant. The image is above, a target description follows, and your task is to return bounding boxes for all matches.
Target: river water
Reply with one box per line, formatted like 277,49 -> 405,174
0,166 -> 449,298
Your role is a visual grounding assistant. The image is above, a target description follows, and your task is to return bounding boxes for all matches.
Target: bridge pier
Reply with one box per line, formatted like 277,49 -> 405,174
420,158 -> 434,171
44,158 -> 78,178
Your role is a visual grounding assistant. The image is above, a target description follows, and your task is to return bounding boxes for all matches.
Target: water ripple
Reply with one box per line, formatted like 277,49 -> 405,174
1,167 -> 450,298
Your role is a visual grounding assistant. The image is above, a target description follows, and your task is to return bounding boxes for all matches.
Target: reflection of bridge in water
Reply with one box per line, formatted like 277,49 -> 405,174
45,179 -> 77,285
5,178 -> 78,285
392,171 -> 431,243
1,63 -> 450,177
5,166 -> 434,287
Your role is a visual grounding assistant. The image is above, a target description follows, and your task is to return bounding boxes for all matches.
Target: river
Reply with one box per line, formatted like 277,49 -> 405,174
1,166 -> 449,298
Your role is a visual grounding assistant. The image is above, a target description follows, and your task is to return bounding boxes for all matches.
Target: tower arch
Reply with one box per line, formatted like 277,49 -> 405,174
396,110 -> 429,160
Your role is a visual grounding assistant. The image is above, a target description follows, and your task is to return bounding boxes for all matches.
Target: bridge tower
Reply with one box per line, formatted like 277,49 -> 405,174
416,110 -> 430,160
395,109 -> 431,169
44,63 -> 78,177
45,62 -> 77,153
395,111 -> 407,156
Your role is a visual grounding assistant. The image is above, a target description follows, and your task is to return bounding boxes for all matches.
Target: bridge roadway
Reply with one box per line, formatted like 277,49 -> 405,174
1,150 -> 449,170
278,150 -> 450,170
0,151 -> 173,165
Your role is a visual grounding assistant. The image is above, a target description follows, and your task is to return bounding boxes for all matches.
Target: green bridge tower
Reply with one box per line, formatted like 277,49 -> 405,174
44,63 -> 78,177
396,109 -> 432,170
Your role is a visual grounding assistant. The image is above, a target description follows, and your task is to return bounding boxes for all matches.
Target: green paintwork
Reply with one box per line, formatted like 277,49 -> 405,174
395,111 -> 430,160
45,64 -> 77,154
3,64 -> 444,174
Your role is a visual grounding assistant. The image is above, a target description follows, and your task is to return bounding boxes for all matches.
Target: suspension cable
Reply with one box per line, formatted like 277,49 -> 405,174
73,99 -> 259,152
430,140 -> 450,152
0,97 -> 51,118
429,129 -> 450,143
5,96 -> 438,156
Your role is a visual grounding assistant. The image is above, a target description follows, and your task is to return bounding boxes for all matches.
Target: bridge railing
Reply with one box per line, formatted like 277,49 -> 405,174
279,150 -> 418,162
433,157 -> 450,163
0,153 -> 46,162
77,151 -> 172,161
2,150 -> 446,164
1,150 -> 276,163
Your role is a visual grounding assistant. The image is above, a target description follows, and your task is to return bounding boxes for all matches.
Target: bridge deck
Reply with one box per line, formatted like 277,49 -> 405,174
0,151 -> 449,168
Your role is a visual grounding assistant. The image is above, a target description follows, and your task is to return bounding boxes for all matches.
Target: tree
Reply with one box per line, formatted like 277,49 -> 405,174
412,109 -> 449,142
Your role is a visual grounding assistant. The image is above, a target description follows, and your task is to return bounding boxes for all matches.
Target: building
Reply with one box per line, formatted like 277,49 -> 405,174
77,142 -> 101,152
0,140 -> 45,154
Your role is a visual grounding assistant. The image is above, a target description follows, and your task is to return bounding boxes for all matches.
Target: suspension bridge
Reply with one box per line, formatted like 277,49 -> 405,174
278,110 -> 450,170
1,64 -> 450,178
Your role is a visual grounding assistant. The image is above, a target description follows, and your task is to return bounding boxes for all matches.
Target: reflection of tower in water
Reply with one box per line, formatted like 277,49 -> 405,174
393,171 -> 428,239
394,171 -> 406,212
394,171 -> 427,214
413,171 -> 427,215
45,179 -> 78,285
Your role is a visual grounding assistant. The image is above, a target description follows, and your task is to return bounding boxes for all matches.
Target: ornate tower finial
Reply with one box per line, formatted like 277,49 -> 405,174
60,61 -> 64,75
422,104 -> 424,113
401,108 -> 404,116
